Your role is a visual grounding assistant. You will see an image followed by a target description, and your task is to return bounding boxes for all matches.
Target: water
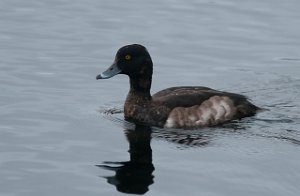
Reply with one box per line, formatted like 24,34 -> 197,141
0,0 -> 300,195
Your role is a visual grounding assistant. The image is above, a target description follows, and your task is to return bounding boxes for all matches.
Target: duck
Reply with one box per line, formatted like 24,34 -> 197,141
96,44 -> 261,129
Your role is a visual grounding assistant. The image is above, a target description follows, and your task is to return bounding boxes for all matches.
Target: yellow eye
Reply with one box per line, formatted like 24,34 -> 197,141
125,55 -> 131,60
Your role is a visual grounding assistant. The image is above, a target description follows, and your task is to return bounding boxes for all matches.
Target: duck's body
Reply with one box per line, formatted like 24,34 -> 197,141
97,44 -> 260,128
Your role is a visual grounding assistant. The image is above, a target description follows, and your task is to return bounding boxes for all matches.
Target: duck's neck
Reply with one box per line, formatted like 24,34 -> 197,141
125,76 -> 152,122
128,75 -> 152,100
124,60 -> 153,122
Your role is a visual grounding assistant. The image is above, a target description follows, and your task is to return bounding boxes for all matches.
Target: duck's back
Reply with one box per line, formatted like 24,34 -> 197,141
152,86 -> 259,128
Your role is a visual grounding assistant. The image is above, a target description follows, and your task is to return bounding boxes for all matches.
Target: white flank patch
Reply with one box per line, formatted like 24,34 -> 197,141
164,117 -> 175,128
164,96 -> 236,128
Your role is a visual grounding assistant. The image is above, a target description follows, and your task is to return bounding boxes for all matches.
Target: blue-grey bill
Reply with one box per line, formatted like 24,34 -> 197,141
96,63 -> 121,79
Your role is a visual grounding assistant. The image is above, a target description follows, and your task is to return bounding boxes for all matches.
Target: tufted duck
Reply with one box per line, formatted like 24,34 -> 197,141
96,44 -> 260,128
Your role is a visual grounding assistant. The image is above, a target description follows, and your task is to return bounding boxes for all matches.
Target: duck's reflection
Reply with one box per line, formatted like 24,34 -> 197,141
97,125 -> 154,195
97,122 -> 227,194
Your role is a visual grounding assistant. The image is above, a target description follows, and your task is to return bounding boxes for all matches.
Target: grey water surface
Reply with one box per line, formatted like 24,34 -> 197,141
1,0 -> 300,195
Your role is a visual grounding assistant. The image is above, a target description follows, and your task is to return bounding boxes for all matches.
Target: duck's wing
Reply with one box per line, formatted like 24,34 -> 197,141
152,86 -> 259,125
152,86 -> 248,108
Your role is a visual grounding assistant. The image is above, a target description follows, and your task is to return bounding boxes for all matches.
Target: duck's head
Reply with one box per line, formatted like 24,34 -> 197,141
96,44 -> 153,80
